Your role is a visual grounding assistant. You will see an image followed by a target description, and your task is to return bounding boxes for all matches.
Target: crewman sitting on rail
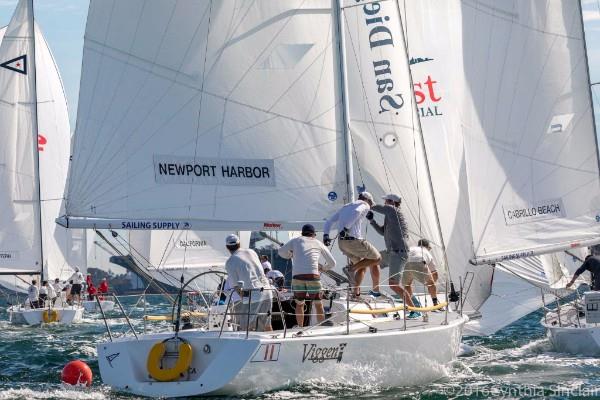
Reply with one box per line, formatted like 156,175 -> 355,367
279,224 -> 336,327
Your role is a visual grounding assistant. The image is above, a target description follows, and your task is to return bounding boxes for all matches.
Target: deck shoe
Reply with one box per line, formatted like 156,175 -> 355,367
407,311 -> 421,319
368,290 -> 382,298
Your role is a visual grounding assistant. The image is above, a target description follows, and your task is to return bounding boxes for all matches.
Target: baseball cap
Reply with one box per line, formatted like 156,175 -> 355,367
382,193 -> 401,203
359,191 -> 374,203
301,224 -> 316,235
225,234 -> 240,246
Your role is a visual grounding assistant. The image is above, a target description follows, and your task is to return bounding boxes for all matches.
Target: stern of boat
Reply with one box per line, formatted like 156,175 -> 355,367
97,332 -> 261,397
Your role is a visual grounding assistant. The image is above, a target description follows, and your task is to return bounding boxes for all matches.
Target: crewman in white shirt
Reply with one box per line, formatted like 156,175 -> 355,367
225,234 -> 273,332
69,267 -> 84,304
323,191 -> 381,297
403,238 -> 440,319
28,280 -> 39,308
279,224 -> 336,327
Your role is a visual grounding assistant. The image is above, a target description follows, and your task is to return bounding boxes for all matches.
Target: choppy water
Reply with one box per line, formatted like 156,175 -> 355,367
0,296 -> 598,400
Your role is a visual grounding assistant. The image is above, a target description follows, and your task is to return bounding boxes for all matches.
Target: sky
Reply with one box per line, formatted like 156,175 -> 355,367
0,0 -> 599,128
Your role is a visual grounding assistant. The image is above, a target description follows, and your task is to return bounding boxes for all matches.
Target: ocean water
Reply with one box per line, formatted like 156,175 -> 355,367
0,297 -> 597,400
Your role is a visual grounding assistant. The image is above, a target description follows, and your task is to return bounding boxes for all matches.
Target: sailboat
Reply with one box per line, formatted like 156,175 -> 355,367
59,0 -> 468,396
0,0 -> 84,325
401,0 -> 600,336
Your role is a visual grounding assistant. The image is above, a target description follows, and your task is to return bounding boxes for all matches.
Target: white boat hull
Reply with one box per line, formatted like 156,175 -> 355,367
8,305 -> 84,325
98,314 -> 467,397
543,303 -> 600,356
83,300 -> 115,313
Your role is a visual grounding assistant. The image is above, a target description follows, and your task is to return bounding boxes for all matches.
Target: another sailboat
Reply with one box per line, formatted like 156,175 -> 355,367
60,0 -> 467,396
0,0 -> 84,324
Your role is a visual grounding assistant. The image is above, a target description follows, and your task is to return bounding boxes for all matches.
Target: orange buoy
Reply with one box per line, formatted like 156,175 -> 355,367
61,360 -> 93,387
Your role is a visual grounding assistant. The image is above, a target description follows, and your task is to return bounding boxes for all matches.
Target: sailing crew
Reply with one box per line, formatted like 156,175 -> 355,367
566,254 -> 600,290
28,280 -> 39,308
260,255 -> 272,271
69,267 -> 84,304
403,239 -> 440,319
224,234 -> 273,332
87,283 -> 98,300
323,191 -> 381,297
52,278 -> 62,304
98,278 -> 109,299
367,194 -> 409,299
264,265 -> 285,289
39,281 -> 56,306
279,224 -> 336,327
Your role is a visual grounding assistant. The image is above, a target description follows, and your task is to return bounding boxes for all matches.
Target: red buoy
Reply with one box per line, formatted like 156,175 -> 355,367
61,360 -> 93,387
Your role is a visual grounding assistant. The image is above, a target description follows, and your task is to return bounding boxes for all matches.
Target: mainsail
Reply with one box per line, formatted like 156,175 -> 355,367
0,0 -> 81,292
62,0 -> 446,282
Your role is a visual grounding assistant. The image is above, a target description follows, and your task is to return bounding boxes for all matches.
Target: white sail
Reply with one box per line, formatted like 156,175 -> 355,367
0,1 -> 82,292
0,0 -> 41,276
63,0 -> 349,231
341,0 -> 444,262
460,0 -> 600,264
402,0 -> 492,310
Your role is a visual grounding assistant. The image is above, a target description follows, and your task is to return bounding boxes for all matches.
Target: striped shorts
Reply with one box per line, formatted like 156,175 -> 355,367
292,274 -> 323,300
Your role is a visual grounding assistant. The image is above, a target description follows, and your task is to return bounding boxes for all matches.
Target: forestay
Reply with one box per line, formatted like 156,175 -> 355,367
461,0 -> 600,264
63,0 -> 348,231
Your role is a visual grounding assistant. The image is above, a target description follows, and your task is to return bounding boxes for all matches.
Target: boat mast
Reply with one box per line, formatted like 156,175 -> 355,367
394,0 -> 453,279
333,0 -> 355,202
28,0 -> 44,281
577,0 -> 600,178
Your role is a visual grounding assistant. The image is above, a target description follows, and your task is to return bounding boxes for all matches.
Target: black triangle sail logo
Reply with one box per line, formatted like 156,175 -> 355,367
0,55 -> 27,75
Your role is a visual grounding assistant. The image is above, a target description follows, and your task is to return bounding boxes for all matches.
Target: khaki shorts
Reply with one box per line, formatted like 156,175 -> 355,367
402,261 -> 431,286
381,250 -> 408,281
232,298 -> 272,332
338,239 -> 380,264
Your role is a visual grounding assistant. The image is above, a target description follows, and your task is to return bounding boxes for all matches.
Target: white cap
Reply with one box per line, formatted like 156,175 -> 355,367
225,234 -> 240,246
382,193 -> 401,203
359,191 -> 374,203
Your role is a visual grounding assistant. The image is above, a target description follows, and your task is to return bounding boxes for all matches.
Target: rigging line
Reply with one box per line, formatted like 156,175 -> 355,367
304,18 -> 334,122
340,11 -> 392,191
73,4 -> 213,201
112,231 -> 181,288
402,0 -> 422,245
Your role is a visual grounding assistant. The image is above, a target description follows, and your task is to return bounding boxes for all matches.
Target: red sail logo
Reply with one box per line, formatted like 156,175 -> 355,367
38,134 -> 47,151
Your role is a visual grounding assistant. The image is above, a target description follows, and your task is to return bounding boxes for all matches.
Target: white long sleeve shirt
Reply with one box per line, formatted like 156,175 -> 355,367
278,236 -> 336,276
323,200 -> 370,239
225,248 -> 272,304
28,285 -> 38,302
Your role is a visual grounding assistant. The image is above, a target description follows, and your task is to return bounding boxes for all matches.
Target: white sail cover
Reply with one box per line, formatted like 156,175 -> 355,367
461,0 -> 600,264
0,0 -> 41,275
64,0 -> 349,231
341,0 -> 443,262
402,0 -> 492,310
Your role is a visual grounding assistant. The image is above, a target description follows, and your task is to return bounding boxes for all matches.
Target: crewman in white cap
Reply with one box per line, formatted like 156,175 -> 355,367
323,191 -> 381,297
224,234 -> 273,332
